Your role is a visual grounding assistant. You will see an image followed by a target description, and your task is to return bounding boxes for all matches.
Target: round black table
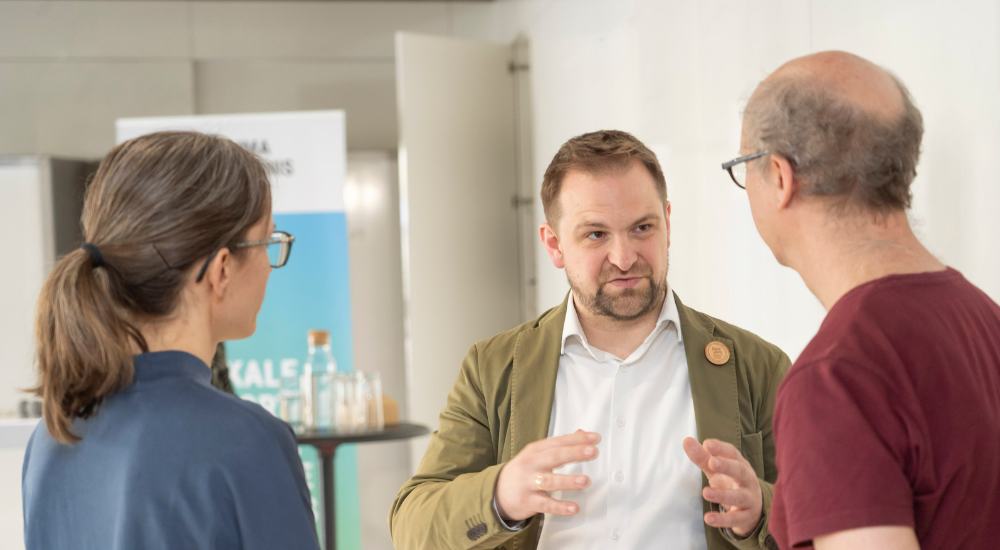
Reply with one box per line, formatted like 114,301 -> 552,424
296,422 -> 429,550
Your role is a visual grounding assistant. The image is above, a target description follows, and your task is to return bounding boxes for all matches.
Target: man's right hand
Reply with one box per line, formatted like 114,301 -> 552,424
494,430 -> 601,522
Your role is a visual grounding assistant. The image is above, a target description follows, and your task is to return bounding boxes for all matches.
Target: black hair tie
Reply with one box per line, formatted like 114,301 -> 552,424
81,243 -> 105,269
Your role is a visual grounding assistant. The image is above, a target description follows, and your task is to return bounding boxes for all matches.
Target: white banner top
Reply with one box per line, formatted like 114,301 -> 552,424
116,111 -> 346,214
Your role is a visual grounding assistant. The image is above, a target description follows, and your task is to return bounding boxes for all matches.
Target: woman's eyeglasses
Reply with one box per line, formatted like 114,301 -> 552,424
232,230 -> 295,269
195,230 -> 295,282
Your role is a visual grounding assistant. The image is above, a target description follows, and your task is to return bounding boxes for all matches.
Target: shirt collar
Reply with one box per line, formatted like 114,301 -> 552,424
561,286 -> 683,356
130,350 -> 213,387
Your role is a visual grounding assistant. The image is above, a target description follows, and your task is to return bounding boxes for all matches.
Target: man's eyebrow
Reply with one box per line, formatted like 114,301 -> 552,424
573,214 -> 659,232
574,220 -> 610,231
630,214 -> 658,225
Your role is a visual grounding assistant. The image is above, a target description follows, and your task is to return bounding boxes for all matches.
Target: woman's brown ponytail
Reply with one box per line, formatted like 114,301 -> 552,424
31,131 -> 271,444
33,247 -> 146,443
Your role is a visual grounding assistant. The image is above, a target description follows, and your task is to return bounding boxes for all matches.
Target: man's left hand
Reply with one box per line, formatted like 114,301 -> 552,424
682,437 -> 763,537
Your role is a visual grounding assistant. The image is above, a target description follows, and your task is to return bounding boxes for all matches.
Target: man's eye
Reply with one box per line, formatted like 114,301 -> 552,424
634,224 -> 652,233
586,231 -> 605,241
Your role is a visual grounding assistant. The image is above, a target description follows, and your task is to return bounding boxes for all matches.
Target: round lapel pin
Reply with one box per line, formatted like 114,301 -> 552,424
705,341 -> 731,366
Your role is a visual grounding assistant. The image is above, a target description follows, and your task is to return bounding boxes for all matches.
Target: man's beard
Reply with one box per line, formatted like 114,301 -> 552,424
570,262 -> 667,321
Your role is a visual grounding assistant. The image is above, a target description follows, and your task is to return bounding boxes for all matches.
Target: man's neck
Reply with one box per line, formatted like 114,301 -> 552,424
789,211 -> 946,310
573,291 -> 666,359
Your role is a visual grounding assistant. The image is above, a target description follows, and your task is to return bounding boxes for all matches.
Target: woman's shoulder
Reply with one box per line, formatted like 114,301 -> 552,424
185,384 -> 296,446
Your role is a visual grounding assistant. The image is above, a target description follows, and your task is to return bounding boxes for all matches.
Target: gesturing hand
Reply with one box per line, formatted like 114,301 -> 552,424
494,430 -> 600,522
682,437 -> 763,537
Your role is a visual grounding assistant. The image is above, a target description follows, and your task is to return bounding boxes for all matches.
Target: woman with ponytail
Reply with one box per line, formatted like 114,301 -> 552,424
22,131 -> 319,550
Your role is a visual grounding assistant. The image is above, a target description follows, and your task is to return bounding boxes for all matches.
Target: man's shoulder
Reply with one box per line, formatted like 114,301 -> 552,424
683,302 -> 787,360
471,302 -> 565,359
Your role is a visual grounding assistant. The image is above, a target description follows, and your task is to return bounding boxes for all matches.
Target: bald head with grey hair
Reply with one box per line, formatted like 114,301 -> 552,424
742,51 -> 924,212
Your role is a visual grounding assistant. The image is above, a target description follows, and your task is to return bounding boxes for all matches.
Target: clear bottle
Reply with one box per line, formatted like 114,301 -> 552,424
301,329 -> 338,430
331,371 -> 381,432
362,371 -> 384,430
332,373 -> 355,432
347,372 -> 369,431
276,362 -> 303,430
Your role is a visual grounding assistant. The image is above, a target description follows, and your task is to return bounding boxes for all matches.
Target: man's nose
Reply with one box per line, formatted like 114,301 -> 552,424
607,237 -> 637,272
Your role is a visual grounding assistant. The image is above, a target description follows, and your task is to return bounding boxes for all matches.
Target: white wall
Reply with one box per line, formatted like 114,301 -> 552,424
453,0 -> 1000,361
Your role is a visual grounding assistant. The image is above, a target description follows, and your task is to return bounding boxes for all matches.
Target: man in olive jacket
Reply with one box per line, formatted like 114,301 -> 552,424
391,130 -> 788,550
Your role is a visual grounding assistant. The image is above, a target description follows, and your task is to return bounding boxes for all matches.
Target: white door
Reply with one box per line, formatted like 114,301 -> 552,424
395,33 -> 527,464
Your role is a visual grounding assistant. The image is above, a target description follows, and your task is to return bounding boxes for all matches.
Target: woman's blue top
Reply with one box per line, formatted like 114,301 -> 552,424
22,350 -> 320,550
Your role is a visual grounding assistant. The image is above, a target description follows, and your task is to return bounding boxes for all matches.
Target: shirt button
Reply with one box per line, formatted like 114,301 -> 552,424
616,416 -> 625,428
614,470 -> 624,483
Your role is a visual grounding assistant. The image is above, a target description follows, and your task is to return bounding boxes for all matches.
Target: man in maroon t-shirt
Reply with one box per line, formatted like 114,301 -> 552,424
723,51 -> 1000,549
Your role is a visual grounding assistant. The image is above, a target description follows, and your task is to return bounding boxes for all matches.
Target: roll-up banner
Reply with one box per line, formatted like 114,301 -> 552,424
117,111 -> 359,549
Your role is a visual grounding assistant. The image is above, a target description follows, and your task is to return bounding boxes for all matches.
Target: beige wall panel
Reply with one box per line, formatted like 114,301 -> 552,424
0,1 -> 190,58
194,60 -> 397,150
192,1 -> 450,60
0,61 -> 194,158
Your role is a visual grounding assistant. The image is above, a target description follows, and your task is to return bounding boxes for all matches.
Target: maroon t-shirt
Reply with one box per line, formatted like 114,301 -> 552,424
770,268 -> 1000,549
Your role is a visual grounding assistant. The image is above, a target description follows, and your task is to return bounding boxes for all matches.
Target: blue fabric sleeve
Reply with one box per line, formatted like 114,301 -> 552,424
220,421 -> 321,550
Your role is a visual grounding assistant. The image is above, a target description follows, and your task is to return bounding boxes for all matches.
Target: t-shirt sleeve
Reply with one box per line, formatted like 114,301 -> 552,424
221,420 -> 321,550
774,360 -> 916,547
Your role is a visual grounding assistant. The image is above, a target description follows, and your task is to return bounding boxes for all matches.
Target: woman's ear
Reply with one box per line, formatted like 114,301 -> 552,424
204,248 -> 233,299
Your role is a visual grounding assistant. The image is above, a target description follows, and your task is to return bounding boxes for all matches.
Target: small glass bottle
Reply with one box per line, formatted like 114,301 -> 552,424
332,373 -> 354,432
362,372 -> 384,430
348,372 -> 369,431
277,361 -> 303,430
278,368 -> 302,431
301,329 -> 338,430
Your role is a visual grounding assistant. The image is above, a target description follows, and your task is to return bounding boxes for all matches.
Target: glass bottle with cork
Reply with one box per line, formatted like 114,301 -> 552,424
301,329 -> 337,430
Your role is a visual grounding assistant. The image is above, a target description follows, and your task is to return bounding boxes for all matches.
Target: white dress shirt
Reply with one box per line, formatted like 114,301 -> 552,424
537,289 -> 707,549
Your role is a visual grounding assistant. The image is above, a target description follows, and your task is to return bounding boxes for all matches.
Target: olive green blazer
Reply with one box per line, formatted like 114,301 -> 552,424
390,293 -> 789,550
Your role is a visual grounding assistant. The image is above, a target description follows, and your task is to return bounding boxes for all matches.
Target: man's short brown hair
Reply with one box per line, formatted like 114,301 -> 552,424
541,130 -> 667,223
